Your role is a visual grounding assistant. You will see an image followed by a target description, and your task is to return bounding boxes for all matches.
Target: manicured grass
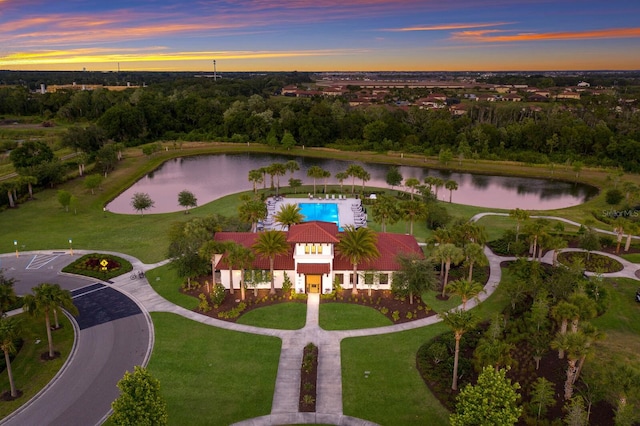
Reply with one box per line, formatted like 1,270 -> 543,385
146,263 -> 199,310
341,270 -> 511,425
342,324 -> 451,425
319,303 -> 392,330
237,303 -> 307,329
0,313 -> 74,419
421,290 -> 461,314
619,252 -> 640,263
147,312 -> 281,425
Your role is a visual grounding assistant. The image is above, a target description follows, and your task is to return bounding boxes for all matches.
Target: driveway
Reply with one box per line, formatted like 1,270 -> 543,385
0,252 -> 152,426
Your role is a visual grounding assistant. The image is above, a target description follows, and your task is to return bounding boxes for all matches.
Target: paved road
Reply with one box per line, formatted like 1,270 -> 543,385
0,253 -> 152,426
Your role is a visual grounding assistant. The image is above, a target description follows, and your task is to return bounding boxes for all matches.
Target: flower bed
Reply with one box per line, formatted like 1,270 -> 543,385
62,253 -> 133,280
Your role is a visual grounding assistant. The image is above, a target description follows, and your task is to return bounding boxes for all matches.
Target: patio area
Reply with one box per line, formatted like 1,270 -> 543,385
259,195 -> 367,231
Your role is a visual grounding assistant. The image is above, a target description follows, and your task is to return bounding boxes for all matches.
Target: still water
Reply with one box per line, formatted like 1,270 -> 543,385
106,153 -> 598,214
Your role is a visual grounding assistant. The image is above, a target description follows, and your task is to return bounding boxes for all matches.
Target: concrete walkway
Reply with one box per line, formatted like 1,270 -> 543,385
6,211 -> 640,425
102,221 -> 640,425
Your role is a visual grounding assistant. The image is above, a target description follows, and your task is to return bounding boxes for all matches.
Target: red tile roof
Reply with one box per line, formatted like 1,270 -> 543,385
287,221 -> 340,243
214,227 -> 423,273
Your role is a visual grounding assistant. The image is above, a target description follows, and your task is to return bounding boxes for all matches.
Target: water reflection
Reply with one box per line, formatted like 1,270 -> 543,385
106,153 -> 598,214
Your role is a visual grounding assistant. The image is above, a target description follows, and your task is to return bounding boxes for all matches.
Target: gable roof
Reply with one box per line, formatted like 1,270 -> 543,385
287,221 -> 340,243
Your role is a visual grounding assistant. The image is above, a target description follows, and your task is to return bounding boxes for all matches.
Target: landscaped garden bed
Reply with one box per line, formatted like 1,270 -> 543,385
557,251 -> 624,273
299,343 -> 318,412
62,253 -> 133,280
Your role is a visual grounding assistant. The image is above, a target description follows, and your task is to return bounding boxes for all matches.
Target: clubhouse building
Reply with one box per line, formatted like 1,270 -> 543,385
213,221 -> 423,294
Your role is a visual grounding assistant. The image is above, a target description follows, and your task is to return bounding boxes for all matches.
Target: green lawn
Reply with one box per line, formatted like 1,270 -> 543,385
146,263 -> 199,310
147,312 -> 282,425
341,269 -> 511,425
0,313 -> 74,419
620,252 -> 640,263
237,303 -> 307,329
319,303 -> 392,330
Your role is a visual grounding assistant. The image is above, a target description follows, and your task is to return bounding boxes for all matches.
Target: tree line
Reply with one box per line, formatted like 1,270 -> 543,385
1,74 -> 639,173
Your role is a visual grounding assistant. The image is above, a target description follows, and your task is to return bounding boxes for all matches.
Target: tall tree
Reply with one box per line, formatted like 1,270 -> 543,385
439,308 -> 477,391
399,199 -> 428,235
111,366 -> 168,426
131,192 -> 155,216
177,190 -> 198,214
336,226 -> 380,296
238,197 -> 267,233
369,194 -> 401,232
306,165 -> 326,196
386,166 -> 403,190
23,283 -> 78,359
0,317 -> 21,399
252,230 -> 289,295
404,177 -> 420,199
391,253 -> 437,304
509,208 -> 530,242
346,164 -> 365,194
445,179 -> 459,203
433,243 -> 464,297
463,242 -> 487,281
0,271 -> 17,316
248,169 -> 263,194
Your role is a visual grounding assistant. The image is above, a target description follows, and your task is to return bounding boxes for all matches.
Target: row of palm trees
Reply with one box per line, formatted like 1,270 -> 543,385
405,176 -> 458,203
247,162 -> 375,197
0,279 -> 77,399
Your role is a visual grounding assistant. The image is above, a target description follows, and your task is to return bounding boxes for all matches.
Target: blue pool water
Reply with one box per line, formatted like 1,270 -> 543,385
299,203 -> 341,230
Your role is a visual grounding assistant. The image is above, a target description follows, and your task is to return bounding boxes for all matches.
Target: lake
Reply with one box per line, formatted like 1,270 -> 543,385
106,153 -> 598,214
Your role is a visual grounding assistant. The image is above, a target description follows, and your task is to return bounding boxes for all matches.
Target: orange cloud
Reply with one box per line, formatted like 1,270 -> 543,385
452,27 -> 640,42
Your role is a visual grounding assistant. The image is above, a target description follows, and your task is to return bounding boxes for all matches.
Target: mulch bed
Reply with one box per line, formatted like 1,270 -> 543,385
322,290 -> 435,323
299,343 -> 318,412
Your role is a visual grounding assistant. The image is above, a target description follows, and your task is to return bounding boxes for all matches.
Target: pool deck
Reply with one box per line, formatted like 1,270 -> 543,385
261,195 -> 367,231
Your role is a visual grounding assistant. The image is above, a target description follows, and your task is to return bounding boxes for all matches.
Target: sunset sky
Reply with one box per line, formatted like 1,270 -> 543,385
1,0 -> 639,72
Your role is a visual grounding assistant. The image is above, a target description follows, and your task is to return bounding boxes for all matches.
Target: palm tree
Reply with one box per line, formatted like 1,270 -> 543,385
335,171 -> 348,194
624,222 -> 639,252
248,169 -> 263,194
19,175 -> 38,200
224,242 -> 244,295
447,278 -> 484,309
464,242 -> 487,281
432,243 -> 464,298
274,203 -> 304,230
0,274 -> 17,316
438,308 -> 477,390
0,317 -> 21,398
567,292 -> 597,333
346,164 -> 365,194
445,179 -> 458,203
432,177 -> 444,200
430,227 -> 455,274
270,163 -> 287,195
285,160 -> 300,180
235,246 -> 255,301
509,208 -> 530,242
399,199 -> 428,235
551,301 -> 579,358
392,253 -> 438,304
238,197 -> 267,233
306,166 -> 325,196
23,283 -> 78,359
404,177 -> 420,200
370,194 -> 401,232
551,331 -> 589,400
336,226 -> 380,296
360,170 -> 371,193
322,169 -> 332,194
252,230 -> 289,295
474,337 -> 515,371
525,218 -> 549,259
612,217 -> 626,254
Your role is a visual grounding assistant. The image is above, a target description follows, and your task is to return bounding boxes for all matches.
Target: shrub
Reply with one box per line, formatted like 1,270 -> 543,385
211,283 -> 226,306
392,311 -> 400,322
197,293 -> 211,312
605,188 -> 624,205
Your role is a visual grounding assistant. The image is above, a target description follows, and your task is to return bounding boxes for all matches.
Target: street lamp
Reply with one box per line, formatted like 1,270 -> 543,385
14,240 -> 18,258
69,238 -> 73,255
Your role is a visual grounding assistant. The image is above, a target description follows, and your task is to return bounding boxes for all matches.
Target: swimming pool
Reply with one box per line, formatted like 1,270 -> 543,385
299,203 -> 341,229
